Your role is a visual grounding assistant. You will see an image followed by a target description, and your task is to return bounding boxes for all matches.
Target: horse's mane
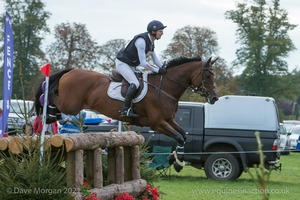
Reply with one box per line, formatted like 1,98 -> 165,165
166,56 -> 202,69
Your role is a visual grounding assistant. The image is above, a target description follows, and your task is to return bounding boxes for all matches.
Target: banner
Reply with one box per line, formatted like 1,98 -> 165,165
0,12 -> 14,137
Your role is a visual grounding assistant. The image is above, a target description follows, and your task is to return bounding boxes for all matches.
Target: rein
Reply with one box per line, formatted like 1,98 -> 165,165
143,67 -> 213,101
145,78 -> 177,101
163,67 -> 213,97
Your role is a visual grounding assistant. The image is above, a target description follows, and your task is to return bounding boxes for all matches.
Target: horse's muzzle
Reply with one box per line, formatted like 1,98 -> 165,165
207,87 -> 218,104
208,96 -> 219,104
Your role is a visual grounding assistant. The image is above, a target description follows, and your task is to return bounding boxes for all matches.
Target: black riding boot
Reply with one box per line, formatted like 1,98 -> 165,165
120,83 -> 139,117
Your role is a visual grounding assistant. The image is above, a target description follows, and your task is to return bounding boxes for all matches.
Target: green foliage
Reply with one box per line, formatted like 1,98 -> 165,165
225,0 -> 297,97
139,141 -> 160,185
1,0 -> 51,99
247,132 -> 271,200
0,144 -> 72,200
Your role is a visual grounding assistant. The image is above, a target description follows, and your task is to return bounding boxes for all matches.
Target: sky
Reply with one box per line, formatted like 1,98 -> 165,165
1,0 -> 300,74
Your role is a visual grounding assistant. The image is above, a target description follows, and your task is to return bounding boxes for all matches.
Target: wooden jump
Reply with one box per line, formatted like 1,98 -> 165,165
0,131 -> 147,200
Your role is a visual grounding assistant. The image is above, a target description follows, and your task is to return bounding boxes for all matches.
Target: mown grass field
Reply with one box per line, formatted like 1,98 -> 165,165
154,153 -> 300,200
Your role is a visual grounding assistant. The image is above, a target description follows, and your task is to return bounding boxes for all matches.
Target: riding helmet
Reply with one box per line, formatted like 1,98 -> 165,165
147,20 -> 167,33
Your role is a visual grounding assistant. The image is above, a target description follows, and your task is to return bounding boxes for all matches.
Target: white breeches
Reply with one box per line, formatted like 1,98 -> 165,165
115,59 -> 140,88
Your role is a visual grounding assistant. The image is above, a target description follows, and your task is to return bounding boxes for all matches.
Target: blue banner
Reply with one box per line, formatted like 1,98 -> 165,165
0,12 -> 14,137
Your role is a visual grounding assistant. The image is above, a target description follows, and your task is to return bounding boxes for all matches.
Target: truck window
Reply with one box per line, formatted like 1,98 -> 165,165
175,108 -> 191,127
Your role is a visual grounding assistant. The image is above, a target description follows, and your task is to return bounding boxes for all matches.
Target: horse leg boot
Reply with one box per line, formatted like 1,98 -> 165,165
120,83 -> 139,117
46,104 -> 58,124
173,144 -> 185,172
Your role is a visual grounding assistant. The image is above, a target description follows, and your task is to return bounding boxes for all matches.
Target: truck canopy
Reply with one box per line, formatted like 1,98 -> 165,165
204,95 -> 279,131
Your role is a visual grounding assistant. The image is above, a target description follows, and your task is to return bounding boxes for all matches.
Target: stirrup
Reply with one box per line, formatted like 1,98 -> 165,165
120,107 -> 139,117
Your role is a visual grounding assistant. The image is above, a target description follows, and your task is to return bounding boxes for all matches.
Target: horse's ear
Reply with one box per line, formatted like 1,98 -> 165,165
211,57 -> 219,65
204,57 -> 212,68
207,57 -> 212,63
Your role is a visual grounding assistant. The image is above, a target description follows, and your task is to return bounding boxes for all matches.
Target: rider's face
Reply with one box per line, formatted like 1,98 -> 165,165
155,30 -> 164,39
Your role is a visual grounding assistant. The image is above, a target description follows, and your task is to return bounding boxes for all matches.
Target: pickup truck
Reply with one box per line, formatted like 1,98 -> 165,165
87,95 -> 282,180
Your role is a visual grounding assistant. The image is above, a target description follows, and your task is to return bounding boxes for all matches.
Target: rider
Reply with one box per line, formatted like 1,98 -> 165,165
116,20 -> 167,117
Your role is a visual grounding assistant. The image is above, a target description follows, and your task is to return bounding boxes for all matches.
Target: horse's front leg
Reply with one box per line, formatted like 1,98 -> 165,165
168,119 -> 187,142
154,121 -> 185,172
154,121 -> 185,146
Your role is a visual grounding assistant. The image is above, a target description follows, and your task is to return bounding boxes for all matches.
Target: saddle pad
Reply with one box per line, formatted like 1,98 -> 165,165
107,73 -> 148,103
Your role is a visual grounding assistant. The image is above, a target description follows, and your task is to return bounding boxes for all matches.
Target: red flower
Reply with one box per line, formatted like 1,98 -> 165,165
114,192 -> 135,200
83,182 -> 89,187
140,185 -> 160,200
84,192 -> 101,200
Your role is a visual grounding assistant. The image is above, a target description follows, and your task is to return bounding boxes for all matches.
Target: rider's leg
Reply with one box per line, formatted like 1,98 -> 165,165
115,60 -> 140,117
120,83 -> 139,117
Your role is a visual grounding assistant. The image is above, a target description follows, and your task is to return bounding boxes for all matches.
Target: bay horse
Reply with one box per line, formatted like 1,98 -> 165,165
35,56 -> 219,172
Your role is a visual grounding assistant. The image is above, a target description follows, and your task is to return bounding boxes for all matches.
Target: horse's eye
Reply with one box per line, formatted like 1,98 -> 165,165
205,75 -> 211,82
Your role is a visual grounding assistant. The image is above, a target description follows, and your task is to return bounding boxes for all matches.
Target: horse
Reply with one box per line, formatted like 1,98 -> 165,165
35,56 -> 219,172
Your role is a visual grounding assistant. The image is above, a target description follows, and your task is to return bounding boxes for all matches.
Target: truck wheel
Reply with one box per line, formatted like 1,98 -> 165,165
205,153 -> 240,181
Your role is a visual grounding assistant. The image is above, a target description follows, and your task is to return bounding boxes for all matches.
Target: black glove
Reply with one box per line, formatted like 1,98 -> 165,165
158,67 -> 167,74
161,61 -> 167,68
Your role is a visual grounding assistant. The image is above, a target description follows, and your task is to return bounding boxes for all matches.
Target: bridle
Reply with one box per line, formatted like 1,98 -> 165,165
163,67 -> 215,98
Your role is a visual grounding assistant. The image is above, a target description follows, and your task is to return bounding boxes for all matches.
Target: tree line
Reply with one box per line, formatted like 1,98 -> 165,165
0,0 -> 299,119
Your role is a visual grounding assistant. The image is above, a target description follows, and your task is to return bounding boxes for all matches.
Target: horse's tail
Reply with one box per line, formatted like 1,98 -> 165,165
34,68 -> 74,121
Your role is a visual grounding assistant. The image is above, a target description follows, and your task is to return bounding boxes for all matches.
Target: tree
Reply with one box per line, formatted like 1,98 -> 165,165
162,25 -> 238,101
45,22 -> 101,70
1,0 -> 50,99
97,39 -> 127,73
162,25 -> 219,60
225,0 -> 297,97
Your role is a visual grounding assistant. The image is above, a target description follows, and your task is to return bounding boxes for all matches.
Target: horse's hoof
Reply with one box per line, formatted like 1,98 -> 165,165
173,162 -> 183,172
167,154 -> 175,165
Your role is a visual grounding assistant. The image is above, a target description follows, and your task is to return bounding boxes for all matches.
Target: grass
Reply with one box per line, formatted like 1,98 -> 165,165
154,153 -> 300,200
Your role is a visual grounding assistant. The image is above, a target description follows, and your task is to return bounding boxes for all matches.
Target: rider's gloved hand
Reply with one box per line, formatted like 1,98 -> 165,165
158,67 -> 167,74
158,61 -> 167,74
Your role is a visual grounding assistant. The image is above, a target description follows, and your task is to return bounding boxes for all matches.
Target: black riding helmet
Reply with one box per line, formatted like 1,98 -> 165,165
147,20 -> 167,39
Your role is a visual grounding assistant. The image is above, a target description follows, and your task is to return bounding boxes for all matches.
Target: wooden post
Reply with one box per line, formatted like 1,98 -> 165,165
115,146 -> 124,184
93,148 -> 103,188
74,150 -> 84,189
131,145 -> 141,180
86,150 -> 94,186
107,147 -> 116,184
124,146 -> 132,181
66,151 -> 75,188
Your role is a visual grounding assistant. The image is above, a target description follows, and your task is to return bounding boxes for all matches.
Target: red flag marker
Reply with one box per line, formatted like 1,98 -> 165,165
40,63 -> 50,77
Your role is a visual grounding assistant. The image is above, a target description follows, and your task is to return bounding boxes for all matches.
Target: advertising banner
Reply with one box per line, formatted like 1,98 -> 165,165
0,12 -> 14,137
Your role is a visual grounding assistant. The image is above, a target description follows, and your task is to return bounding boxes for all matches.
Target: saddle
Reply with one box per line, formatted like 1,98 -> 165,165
108,69 -> 147,101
